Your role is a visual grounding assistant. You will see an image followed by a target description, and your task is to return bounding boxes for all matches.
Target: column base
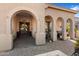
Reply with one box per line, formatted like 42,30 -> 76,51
35,32 -> 45,45
0,34 -> 13,52
53,32 -> 57,41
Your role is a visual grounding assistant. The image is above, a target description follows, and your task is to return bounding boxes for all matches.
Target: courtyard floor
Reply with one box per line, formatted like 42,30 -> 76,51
0,41 -> 74,56
0,33 -> 75,56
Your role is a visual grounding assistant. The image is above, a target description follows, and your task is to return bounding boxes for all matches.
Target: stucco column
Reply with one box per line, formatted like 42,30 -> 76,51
62,19 -> 66,40
71,20 -> 75,39
0,17 -> 13,52
52,19 -> 57,41
35,17 -> 45,45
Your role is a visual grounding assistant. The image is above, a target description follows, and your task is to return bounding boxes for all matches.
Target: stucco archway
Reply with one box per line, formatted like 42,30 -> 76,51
8,7 -> 38,34
56,17 -> 64,40
11,10 -> 37,39
9,9 -> 38,48
66,18 -> 73,39
7,7 -> 45,48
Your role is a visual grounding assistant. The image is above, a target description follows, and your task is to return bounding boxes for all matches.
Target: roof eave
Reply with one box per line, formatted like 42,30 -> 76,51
46,3 -> 77,14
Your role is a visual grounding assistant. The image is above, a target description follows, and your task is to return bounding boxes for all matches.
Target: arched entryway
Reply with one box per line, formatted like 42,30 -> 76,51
66,19 -> 73,39
56,17 -> 64,40
45,15 -> 53,43
11,10 -> 37,48
75,22 -> 79,38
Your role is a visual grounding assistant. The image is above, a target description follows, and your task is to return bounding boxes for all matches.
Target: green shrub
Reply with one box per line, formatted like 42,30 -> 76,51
74,39 -> 79,48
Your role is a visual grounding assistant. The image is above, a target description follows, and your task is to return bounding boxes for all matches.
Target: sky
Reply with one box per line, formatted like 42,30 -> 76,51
53,3 -> 79,17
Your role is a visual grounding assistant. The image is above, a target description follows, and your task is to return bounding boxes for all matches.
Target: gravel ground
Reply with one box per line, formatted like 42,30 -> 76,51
0,41 -> 74,56
0,34 -> 75,56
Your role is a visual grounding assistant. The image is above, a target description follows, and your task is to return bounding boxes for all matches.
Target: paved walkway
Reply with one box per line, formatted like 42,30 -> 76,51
13,33 -> 35,48
0,34 -> 75,56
